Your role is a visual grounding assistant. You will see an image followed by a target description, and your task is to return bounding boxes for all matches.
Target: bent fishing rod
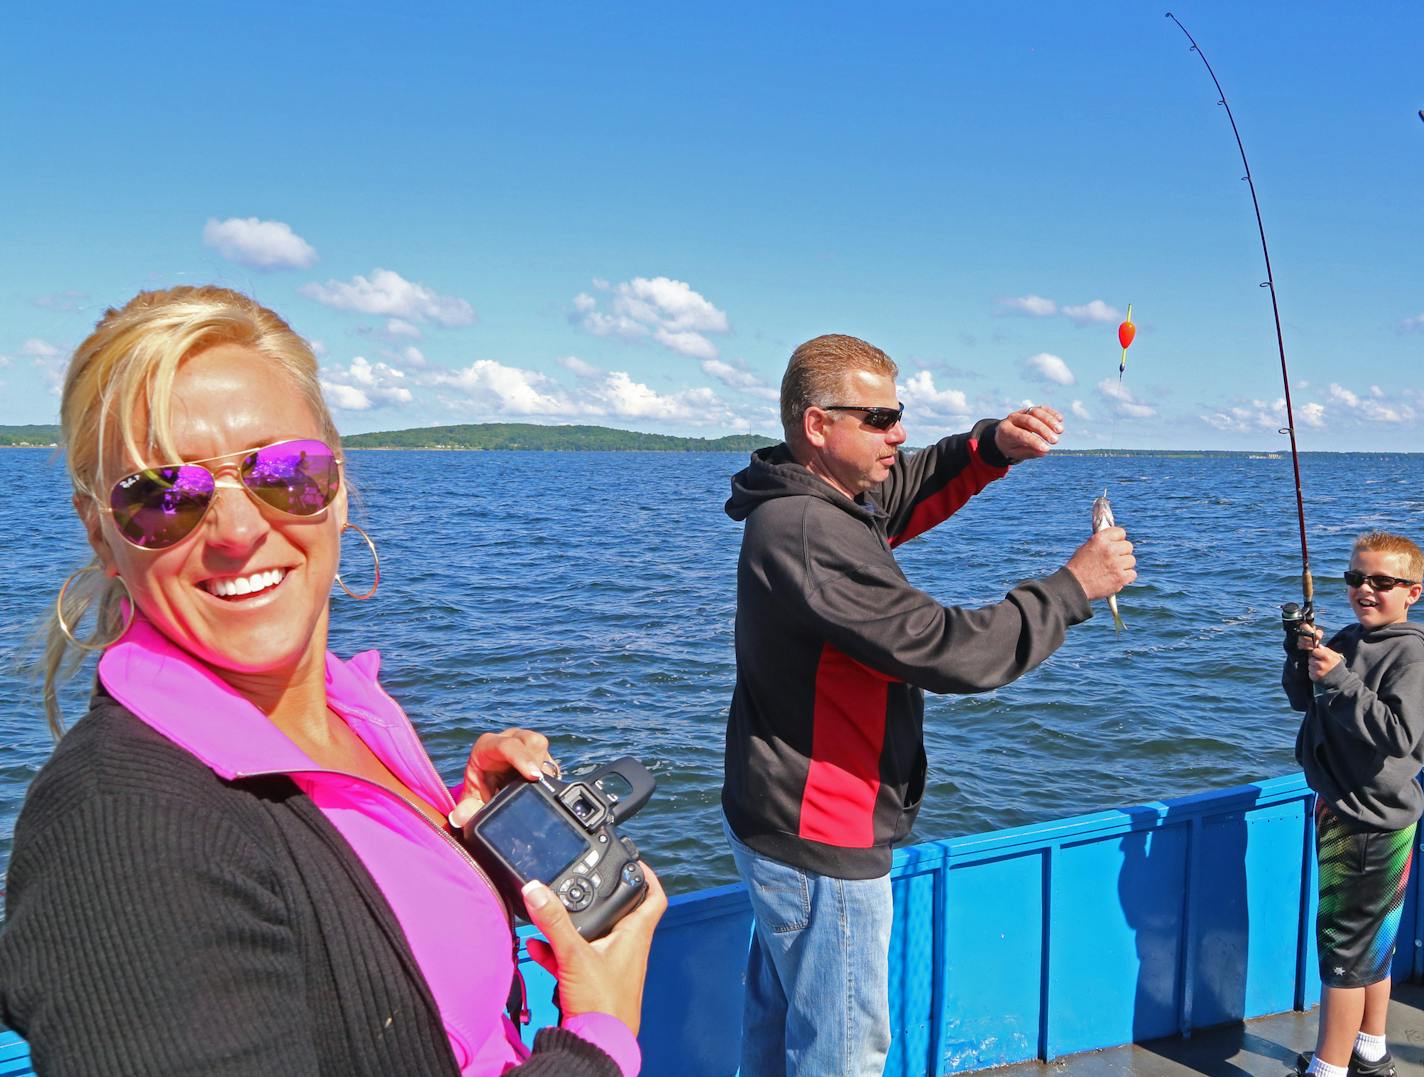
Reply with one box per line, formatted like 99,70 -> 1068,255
1165,12 -> 1314,617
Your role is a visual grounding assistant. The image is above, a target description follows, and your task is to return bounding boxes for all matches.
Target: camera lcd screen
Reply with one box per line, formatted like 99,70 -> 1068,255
479,787 -> 587,883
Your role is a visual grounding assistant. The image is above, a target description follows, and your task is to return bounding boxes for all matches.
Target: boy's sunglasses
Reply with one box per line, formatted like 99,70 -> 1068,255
102,438 -> 342,550
1343,570 -> 1419,592
822,402 -> 905,431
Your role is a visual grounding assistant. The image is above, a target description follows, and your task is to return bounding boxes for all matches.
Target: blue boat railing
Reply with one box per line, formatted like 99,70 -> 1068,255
6,771 -> 1423,1075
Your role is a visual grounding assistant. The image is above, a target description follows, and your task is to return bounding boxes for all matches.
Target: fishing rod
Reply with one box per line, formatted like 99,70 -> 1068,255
1165,11 -> 1314,619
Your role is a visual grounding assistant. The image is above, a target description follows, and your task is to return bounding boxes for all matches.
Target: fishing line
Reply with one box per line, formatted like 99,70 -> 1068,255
1165,12 -> 1314,617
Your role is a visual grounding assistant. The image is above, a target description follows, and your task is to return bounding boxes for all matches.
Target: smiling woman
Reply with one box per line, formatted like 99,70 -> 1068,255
1,286 -> 664,1077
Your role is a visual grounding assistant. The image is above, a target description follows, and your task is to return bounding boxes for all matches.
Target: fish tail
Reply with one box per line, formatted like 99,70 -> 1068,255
1108,595 -> 1126,635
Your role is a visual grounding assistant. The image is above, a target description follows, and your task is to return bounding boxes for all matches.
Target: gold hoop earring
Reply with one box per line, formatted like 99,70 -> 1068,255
337,523 -> 380,600
56,566 -> 136,651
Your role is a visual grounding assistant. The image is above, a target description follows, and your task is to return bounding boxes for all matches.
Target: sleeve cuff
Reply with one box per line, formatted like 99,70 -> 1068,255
1043,565 -> 1093,623
561,1012 -> 641,1077
971,419 -> 1013,469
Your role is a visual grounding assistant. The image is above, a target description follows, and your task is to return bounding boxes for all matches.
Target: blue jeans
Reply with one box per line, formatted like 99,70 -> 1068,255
723,814 -> 893,1077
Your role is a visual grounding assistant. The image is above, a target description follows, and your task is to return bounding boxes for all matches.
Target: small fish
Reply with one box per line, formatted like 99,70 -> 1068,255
1092,490 -> 1126,635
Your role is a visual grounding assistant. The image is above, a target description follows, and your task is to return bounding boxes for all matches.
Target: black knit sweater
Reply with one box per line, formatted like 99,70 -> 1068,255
0,701 -> 621,1076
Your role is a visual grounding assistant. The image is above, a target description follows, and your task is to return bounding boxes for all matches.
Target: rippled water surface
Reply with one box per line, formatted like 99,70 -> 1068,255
4,447 -> 1422,894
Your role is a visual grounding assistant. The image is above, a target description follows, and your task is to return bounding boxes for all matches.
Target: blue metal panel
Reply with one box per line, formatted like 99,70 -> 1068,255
887,859 -> 940,1075
1191,802 -> 1302,1027
1046,823 -> 1187,1057
0,1030 -> 34,1077
937,850 -> 1045,1073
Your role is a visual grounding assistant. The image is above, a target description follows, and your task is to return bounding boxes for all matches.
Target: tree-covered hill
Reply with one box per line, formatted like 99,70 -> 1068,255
0,425 -> 61,446
342,423 -> 776,452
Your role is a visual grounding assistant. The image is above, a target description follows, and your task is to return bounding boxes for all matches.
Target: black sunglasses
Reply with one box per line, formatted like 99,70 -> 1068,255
822,402 -> 905,431
1343,570 -> 1419,592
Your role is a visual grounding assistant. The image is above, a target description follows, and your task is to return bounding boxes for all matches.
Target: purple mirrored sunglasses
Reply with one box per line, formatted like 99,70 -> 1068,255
103,438 -> 341,550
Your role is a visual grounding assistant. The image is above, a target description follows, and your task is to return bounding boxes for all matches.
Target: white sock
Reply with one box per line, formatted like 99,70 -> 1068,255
1307,1057 -> 1347,1077
1355,1031 -> 1387,1062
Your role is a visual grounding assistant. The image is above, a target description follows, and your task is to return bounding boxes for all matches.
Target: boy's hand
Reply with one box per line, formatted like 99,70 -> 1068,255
1295,625 -> 1323,651
1308,642 -> 1342,681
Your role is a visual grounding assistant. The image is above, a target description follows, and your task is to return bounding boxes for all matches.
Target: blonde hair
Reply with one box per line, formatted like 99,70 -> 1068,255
43,285 -> 338,737
780,334 -> 898,446
1353,531 -> 1424,582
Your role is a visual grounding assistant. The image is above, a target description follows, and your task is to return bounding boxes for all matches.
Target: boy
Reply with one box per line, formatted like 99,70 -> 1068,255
1284,532 -> 1424,1077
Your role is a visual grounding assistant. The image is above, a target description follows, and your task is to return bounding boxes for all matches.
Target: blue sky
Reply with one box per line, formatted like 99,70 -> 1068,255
3,2 -> 1420,450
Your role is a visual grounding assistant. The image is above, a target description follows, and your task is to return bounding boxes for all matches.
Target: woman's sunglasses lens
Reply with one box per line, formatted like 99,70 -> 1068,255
109,466 -> 216,549
241,440 -> 340,516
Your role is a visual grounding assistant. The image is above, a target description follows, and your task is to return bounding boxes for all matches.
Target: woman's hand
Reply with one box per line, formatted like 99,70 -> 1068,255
449,728 -> 556,828
522,864 -> 668,1036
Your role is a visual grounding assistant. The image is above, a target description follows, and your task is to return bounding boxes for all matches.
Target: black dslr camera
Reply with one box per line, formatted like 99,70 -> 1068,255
461,756 -> 655,939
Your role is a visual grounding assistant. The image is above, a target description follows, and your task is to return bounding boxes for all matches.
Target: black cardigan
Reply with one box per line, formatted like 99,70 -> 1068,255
0,701 -> 620,1076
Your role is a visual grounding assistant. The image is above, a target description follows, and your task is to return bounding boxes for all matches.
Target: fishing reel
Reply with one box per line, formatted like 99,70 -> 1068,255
1280,601 -> 1317,649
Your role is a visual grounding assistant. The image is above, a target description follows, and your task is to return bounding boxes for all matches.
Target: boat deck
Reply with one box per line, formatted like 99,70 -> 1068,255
987,981 -> 1424,1076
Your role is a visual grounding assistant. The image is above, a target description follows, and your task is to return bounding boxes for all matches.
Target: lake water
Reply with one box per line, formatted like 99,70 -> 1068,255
4,446 -> 1421,895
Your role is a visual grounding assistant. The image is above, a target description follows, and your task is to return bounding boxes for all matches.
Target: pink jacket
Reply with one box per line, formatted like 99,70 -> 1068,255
98,620 -> 640,1076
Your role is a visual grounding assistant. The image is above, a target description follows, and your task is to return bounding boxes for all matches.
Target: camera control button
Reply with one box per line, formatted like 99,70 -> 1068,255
619,836 -> 639,860
620,863 -> 643,887
589,872 -> 602,891
558,878 -> 593,912
582,849 -> 600,868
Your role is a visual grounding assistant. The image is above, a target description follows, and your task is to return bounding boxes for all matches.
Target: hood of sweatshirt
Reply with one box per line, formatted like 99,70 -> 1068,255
725,442 -> 882,523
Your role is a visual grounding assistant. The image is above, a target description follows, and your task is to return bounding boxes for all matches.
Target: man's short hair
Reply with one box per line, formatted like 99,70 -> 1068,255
1354,531 -> 1424,581
780,334 -> 898,444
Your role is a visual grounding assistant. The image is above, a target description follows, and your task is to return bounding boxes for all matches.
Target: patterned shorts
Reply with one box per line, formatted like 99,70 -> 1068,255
1315,799 -> 1416,989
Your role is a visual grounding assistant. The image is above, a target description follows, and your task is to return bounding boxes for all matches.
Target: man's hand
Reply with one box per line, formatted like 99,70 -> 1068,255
995,405 -> 1064,461
1065,526 -> 1136,601
1309,642 -> 1343,681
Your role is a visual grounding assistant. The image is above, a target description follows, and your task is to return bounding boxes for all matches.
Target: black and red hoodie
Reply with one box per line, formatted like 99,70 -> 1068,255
721,420 -> 1092,879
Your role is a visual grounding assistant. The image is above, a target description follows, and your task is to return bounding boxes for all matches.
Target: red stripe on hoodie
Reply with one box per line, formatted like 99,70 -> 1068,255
798,644 -> 894,847
890,438 -> 1007,548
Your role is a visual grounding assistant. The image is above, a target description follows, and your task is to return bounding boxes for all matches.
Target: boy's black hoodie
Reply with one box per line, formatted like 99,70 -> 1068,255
722,423 -> 1092,878
1285,620 -> 1424,831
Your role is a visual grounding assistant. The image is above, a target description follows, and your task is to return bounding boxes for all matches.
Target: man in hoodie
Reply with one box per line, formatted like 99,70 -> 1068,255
721,333 -> 1136,1076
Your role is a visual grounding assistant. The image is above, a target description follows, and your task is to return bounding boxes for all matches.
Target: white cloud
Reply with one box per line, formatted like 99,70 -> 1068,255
999,295 -> 1057,317
1329,382 -> 1413,423
0,355 -> 11,369
21,338 -> 60,358
31,291 -> 89,312
900,371 -> 971,421
1298,402 -> 1326,428
301,268 -> 475,327
1096,377 -> 1156,419
998,295 -> 1120,325
320,356 -> 414,411
559,355 -> 602,379
572,276 -> 730,359
701,358 -> 779,399
427,360 -> 566,415
202,217 -> 317,270
1061,300 -> 1119,325
425,358 -> 743,426
1022,352 -> 1075,386
385,319 -> 422,340
1202,397 -> 1295,433
1400,313 -> 1424,332
1071,400 -> 1091,420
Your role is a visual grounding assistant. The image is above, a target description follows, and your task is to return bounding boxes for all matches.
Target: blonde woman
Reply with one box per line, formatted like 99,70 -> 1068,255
0,287 -> 664,1076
